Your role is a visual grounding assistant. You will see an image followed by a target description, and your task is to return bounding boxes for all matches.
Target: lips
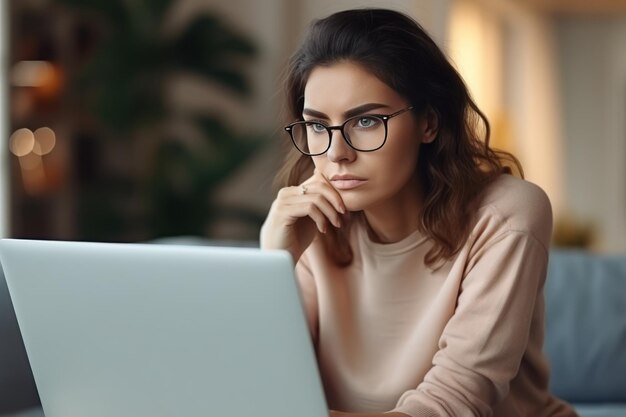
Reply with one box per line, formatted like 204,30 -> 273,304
330,175 -> 367,190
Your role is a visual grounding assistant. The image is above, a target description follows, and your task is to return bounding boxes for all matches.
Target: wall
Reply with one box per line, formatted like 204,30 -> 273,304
297,0 -> 451,46
445,0 -> 626,252
463,0 -> 566,218
556,18 -> 626,252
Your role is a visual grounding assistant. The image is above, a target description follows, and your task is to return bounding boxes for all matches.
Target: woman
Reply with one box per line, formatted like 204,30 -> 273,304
261,8 -> 578,417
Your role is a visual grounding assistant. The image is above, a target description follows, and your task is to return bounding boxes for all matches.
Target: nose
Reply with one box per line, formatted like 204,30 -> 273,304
327,128 -> 356,163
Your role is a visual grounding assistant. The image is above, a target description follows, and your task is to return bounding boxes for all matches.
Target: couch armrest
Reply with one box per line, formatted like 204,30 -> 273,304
545,249 -> 626,403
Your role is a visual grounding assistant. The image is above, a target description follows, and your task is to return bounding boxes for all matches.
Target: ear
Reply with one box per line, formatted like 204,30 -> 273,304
421,108 -> 439,144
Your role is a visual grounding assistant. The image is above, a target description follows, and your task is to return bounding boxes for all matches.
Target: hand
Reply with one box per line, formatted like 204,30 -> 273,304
260,169 -> 346,262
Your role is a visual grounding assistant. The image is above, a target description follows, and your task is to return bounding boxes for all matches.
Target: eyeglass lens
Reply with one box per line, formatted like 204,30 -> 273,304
291,115 -> 386,155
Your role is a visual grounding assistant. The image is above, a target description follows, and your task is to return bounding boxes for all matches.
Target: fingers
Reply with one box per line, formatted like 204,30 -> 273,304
276,188 -> 339,233
299,181 -> 345,213
288,191 -> 343,230
309,169 -> 346,214
263,167 -> 347,256
284,198 -> 332,234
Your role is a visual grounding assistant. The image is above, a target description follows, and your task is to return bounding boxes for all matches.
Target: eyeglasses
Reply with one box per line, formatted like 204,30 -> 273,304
284,106 -> 414,156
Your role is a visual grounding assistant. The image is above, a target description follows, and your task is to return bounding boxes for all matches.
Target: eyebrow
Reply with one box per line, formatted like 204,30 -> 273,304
302,103 -> 391,120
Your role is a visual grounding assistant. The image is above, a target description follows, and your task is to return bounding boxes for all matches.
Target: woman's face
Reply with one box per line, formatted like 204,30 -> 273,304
303,61 -> 435,213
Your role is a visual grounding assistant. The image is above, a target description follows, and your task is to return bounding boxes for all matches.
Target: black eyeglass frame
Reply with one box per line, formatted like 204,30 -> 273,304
284,106 -> 414,156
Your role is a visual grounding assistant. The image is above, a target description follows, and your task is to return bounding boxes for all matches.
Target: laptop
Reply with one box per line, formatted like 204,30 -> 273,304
0,239 -> 328,417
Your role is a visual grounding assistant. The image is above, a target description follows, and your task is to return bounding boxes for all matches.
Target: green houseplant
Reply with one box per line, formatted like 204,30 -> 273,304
56,0 -> 265,240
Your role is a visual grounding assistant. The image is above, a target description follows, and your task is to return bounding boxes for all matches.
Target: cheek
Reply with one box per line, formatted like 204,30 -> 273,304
311,156 -> 324,171
378,135 -> 420,181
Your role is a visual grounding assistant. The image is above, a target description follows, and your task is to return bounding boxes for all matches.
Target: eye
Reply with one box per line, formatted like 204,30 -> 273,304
308,123 -> 327,133
355,116 -> 380,129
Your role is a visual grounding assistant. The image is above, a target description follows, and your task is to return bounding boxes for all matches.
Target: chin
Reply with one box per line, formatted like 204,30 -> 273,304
339,193 -> 371,213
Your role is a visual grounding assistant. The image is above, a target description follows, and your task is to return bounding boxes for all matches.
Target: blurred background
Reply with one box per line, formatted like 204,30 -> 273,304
1,0 -> 625,252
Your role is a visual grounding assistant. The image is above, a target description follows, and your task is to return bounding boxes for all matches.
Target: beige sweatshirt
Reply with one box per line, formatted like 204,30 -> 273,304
295,175 -> 578,417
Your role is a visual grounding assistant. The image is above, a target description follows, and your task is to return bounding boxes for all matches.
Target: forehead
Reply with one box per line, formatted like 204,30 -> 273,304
303,61 -> 403,114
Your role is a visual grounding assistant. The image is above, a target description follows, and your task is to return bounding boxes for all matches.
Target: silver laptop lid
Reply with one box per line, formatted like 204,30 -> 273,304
0,239 -> 328,417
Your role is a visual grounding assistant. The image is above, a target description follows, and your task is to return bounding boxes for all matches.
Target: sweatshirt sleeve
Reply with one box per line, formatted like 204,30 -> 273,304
295,251 -> 319,345
390,230 -> 550,417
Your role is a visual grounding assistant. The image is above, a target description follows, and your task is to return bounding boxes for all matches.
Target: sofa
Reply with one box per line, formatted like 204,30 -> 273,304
543,250 -> 626,417
1,246 -> 625,417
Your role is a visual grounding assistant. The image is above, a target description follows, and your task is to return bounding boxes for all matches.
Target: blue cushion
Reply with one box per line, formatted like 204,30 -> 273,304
573,403 -> 626,417
545,250 -> 626,402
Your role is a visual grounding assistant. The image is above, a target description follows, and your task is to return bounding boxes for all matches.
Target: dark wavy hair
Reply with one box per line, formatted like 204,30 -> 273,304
275,8 -> 522,267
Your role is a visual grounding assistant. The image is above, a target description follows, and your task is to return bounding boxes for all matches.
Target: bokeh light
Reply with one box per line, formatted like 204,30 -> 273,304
9,128 -> 35,157
33,127 -> 56,156
11,61 -> 55,87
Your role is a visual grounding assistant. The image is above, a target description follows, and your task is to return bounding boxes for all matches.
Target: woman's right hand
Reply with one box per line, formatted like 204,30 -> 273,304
260,170 -> 346,262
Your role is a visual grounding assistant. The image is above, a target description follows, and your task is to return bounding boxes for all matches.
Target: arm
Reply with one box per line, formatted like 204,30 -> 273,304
391,230 -> 550,417
295,251 -> 319,345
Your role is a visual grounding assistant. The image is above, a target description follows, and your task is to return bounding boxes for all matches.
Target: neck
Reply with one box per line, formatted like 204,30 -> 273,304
363,175 -> 423,243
